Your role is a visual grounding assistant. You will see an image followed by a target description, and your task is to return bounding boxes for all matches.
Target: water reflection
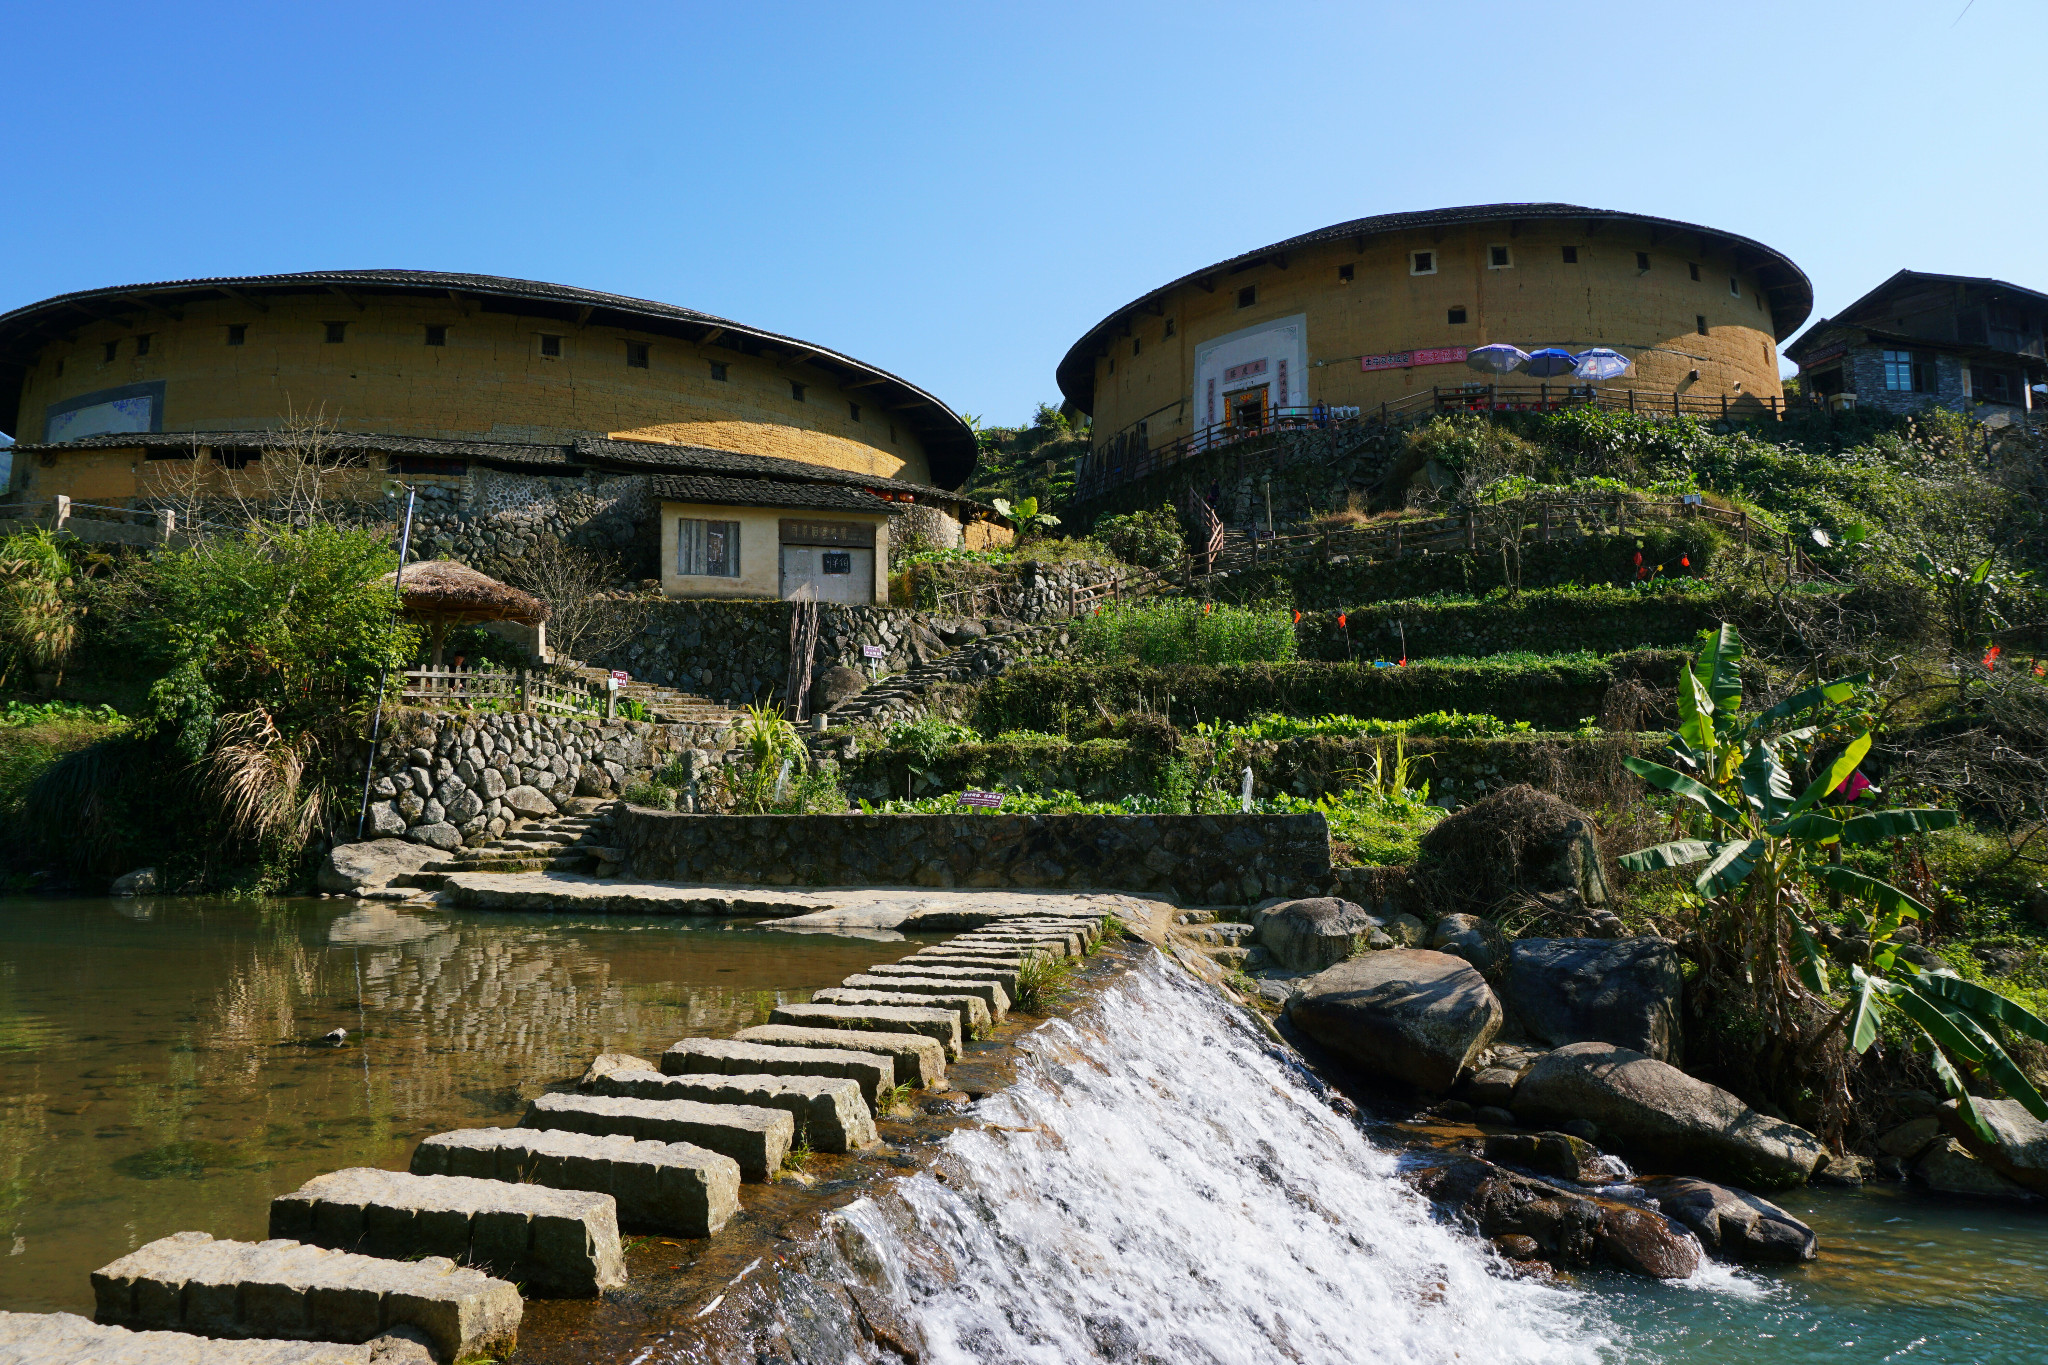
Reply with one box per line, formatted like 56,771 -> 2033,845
0,897 -> 925,1313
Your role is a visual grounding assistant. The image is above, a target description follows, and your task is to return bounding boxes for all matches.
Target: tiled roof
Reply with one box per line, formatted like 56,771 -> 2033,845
8,430 -> 576,468
574,438 -> 964,501
648,473 -> 901,513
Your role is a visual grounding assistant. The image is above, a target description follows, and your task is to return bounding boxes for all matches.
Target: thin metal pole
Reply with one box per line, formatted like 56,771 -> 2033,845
355,488 -> 417,841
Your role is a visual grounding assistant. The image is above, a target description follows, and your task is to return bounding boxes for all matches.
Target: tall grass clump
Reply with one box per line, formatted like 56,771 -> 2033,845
1076,599 -> 1295,666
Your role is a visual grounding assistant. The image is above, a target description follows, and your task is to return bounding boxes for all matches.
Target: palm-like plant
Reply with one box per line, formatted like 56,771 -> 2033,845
991,495 -> 1060,537
729,701 -> 808,813
1621,624 -> 2048,1140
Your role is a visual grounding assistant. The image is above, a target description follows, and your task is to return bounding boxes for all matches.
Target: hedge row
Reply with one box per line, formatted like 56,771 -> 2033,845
1296,586 -> 1736,661
972,652 -> 1684,734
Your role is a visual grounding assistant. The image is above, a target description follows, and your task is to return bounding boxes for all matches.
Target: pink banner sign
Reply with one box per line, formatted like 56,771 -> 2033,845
1361,346 -> 1469,372
1222,358 -> 1268,383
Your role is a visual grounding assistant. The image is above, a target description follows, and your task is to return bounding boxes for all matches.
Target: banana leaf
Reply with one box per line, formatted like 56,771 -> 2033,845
1745,673 -> 1869,737
1838,809 -> 1961,843
1739,740 -> 1796,823
1910,970 -> 2048,1047
1787,730 -> 1871,817
1694,623 -> 1744,715
1791,917 -> 1832,994
1618,839 -> 1715,873
1623,756 -> 1748,829
1817,866 -> 1929,935
1846,967 -> 1883,1052
1695,838 -> 1765,897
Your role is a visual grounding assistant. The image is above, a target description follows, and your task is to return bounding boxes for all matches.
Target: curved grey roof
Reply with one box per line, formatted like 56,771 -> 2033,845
0,269 -> 978,488
1055,202 -> 1814,414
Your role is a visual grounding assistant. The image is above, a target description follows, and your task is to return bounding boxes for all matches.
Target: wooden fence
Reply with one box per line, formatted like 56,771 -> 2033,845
399,665 -> 619,717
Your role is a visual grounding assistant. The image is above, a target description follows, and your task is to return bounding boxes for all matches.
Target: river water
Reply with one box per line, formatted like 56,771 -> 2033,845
3,899 -> 2046,1362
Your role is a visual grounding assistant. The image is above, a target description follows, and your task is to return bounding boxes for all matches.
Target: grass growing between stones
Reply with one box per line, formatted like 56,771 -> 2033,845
1095,914 -> 1127,947
874,1083 -> 916,1118
777,1139 -> 815,1180
1013,956 -> 1079,1015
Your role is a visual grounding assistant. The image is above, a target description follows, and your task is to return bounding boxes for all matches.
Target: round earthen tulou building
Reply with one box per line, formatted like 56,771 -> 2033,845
0,270 -> 997,603
1058,203 -> 1813,492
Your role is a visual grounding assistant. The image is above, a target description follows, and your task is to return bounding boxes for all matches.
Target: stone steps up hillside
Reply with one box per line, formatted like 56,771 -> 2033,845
552,657 -> 744,743
814,621 -> 1069,736
390,809 -> 625,890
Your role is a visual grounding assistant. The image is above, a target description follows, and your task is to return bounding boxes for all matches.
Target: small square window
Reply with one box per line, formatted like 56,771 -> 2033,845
1488,245 -> 1511,269
1636,252 -> 1651,271
1237,285 -> 1257,308
135,333 -> 151,356
1411,251 -> 1436,275
821,550 -> 852,575
1728,277 -> 1740,298
227,324 -> 246,345
849,401 -> 861,421
1688,262 -> 1701,281
103,341 -> 118,362
539,334 -> 561,357
1163,317 -> 1175,338
1132,338 -> 1141,357
1696,315 -> 1708,336
325,322 -> 347,343
889,423 -> 897,442
1338,263 -> 1354,282
1448,307 -> 1468,325
424,325 -> 447,346
1108,357 -> 1115,374
709,361 -> 728,381
790,380 -> 806,401
626,342 -> 649,368
1561,245 -> 1579,264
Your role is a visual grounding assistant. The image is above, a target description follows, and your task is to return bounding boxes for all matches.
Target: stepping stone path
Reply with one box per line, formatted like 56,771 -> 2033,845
18,909 -> 1106,1362
268,1168 -> 625,1298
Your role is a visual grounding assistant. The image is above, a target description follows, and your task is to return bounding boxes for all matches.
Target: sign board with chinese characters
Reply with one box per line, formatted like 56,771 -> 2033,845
958,791 -> 1004,808
861,644 -> 886,660
779,519 -> 876,548
1361,346 -> 1469,373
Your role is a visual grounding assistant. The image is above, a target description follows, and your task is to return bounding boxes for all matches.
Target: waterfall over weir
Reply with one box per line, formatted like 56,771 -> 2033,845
709,953 -> 1616,1364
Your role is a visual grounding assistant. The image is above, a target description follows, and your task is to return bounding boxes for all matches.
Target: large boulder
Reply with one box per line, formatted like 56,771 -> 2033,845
1405,1151 -> 1699,1279
1504,937 -> 1684,1061
1636,1176 -> 1817,1263
1935,1097 -> 2048,1196
1513,1042 -> 1828,1189
1415,784 -> 1609,911
1287,949 -> 1502,1092
1914,1137 -> 2039,1201
108,867 -> 159,897
810,665 -> 868,715
1256,897 -> 1380,972
318,840 -> 451,895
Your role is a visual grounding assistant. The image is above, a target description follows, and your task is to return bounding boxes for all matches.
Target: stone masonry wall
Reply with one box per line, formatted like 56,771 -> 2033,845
615,807 -> 1332,904
362,708 -> 683,849
408,469 -> 657,584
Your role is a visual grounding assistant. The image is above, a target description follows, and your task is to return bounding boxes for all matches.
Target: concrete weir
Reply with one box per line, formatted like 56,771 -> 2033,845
768,1002 -> 964,1059
268,1168 -> 625,1298
0,1311 -> 436,1363
732,1024 -> 948,1088
90,1231 -> 520,1363
409,1126 -> 740,1239
660,1037 -> 895,1109
524,1092 -> 792,1182
839,971 -> 1011,1017
579,1055 -> 877,1152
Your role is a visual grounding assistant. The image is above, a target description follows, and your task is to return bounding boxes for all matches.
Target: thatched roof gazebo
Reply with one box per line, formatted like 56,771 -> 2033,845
379,560 -> 548,666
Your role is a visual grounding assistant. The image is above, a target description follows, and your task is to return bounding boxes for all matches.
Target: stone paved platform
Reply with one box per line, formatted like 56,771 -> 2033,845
409,1127 -> 739,1238
0,1312 -> 435,1364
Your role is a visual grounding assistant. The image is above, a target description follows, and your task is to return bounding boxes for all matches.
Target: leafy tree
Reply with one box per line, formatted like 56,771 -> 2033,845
1621,624 -> 2048,1141
1092,503 -> 1185,570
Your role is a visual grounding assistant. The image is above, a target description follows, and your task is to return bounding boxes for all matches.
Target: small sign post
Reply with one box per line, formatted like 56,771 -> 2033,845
862,643 -> 885,679
605,671 -> 626,720
958,791 -> 1004,809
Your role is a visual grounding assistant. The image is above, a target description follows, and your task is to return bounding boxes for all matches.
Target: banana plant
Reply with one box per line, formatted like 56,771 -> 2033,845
1620,624 -> 2048,1139
991,495 -> 1060,536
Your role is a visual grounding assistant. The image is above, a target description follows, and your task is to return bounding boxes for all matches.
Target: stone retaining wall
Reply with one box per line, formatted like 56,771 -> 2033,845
361,708 -> 688,849
411,470 -> 658,584
615,807 -> 1332,903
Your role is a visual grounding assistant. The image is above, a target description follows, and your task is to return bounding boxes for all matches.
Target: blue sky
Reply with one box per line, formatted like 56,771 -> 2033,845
1,0 -> 2039,433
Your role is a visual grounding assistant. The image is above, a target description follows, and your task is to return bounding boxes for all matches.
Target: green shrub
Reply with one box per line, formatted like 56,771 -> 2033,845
1091,504 -> 1185,570
1198,710 -> 1532,741
1074,599 -> 1296,666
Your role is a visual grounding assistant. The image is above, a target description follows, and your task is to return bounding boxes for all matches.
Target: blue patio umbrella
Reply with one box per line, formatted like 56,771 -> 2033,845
1465,343 -> 1528,375
1523,347 -> 1579,378
1572,347 -> 1633,381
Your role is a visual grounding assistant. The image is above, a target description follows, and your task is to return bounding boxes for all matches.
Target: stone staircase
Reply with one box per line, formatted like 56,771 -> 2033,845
815,620 -> 1069,733
552,657 -> 746,741
2,910 -> 1112,1362
379,806 -> 628,895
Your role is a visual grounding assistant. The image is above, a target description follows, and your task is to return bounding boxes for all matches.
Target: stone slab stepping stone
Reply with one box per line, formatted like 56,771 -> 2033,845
864,961 -> 1020,1000
268,1168 -> 624,1298
410,1127 -> 739,1239
0,1311 -> 436,1364
580,1055 -> 877,1151
90,1231 -> 519,1364
841,971 -> 1009,1017
733,1024 -> 946,1088
768,1002 -> 962,1059
956,931 -> 1078,957
660,1038 -> 893,1109
524,1092 -> 790,1182
910,948 -> 1035,970
1000,918 -> 1103,946
813,988 -> 991,1035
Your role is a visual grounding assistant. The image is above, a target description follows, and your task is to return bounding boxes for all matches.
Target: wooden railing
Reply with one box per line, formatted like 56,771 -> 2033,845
399,665 -> 617,716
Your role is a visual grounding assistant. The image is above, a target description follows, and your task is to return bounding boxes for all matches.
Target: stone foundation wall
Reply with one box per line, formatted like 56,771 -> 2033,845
361,708 -> 684,849
408,470 -> 657,584
615,807 -> 1332,903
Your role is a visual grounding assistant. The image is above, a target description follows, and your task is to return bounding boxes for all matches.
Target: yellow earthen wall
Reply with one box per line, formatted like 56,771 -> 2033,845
12,294 -> 933,492
657,500 -> 891,603
1089,222 -> 1786,444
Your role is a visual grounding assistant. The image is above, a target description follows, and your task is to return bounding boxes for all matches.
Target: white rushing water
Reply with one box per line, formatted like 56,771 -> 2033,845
829,953 -> 1616,1365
